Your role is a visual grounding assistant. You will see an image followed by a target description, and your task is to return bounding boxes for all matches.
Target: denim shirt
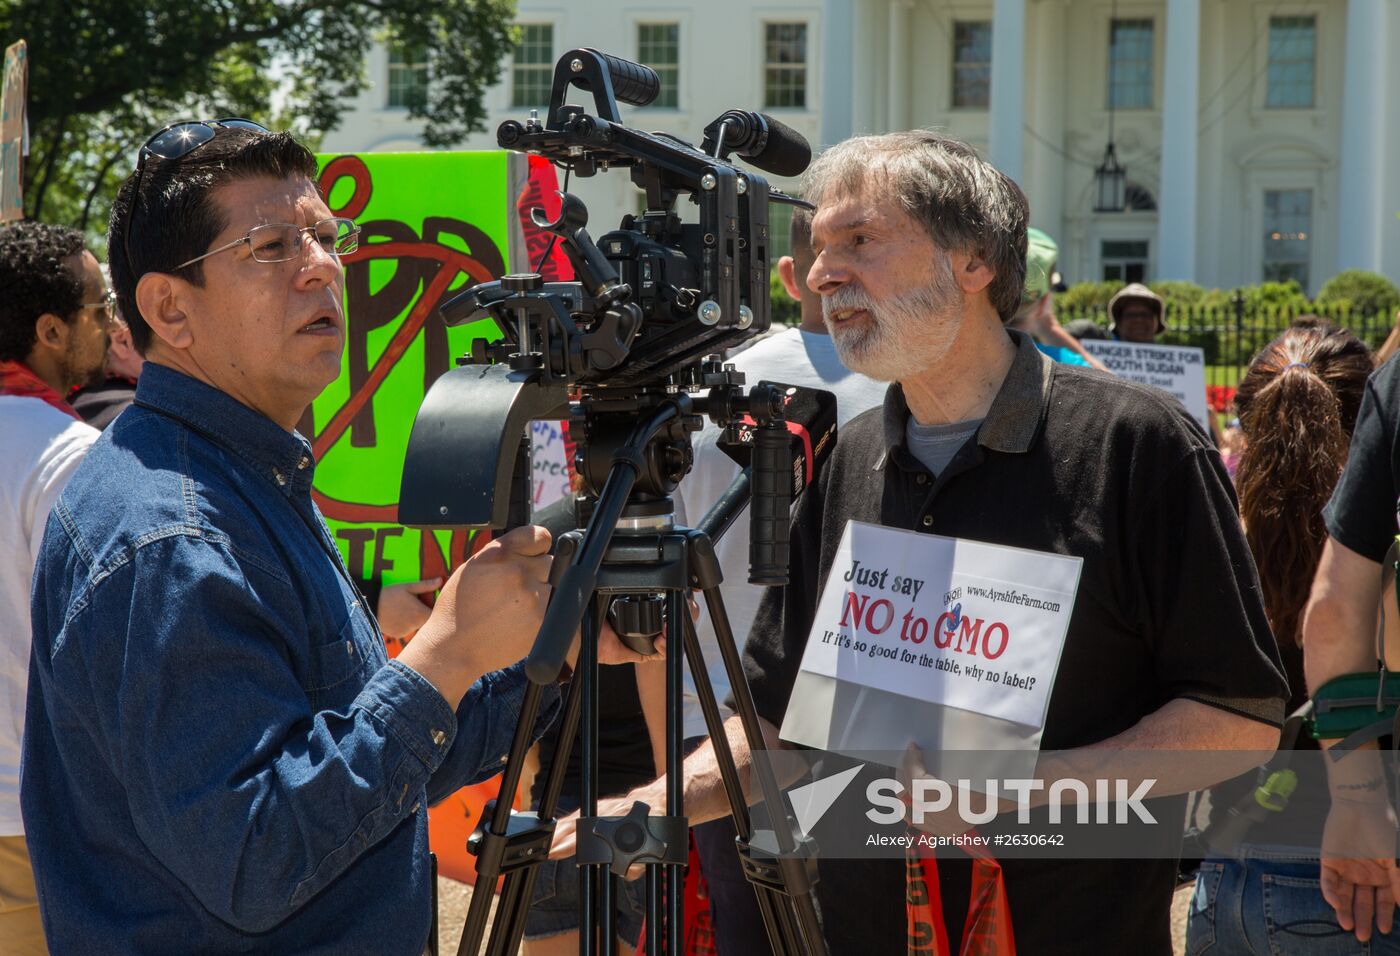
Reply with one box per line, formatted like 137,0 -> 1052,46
22,363 -> 558,955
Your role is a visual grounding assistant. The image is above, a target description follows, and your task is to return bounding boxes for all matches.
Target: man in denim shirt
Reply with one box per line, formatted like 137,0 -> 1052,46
22,125 -> 654,954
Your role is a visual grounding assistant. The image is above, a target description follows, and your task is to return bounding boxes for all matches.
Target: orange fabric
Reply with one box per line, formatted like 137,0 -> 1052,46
906,830 -> 1015,956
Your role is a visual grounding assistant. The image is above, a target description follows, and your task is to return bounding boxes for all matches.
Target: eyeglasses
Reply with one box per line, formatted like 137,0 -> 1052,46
121,118 -> 270,274
171,217 -> 360,271
80,290 -> 119,326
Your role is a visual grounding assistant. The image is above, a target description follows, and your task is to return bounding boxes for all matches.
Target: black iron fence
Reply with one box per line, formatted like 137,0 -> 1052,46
1060,302 -> 1399,390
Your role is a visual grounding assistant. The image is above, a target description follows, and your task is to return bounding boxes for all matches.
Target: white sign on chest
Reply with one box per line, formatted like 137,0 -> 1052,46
789,521 -> 1083,731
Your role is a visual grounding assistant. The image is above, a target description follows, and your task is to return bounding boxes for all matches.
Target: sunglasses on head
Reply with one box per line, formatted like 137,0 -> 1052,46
121,118 -> 271,275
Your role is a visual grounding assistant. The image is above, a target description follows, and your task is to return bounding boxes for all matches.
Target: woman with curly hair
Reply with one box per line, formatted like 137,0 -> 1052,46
1186,321 -> 1383,954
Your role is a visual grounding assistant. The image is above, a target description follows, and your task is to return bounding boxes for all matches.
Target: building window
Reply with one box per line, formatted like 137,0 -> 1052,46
387,45 -> 429,109
636,23 -> 680,108
1266,16 -> 1316,108
1262,189 -> 1312,289
1108,19 -> 1153,109
1102,240 -> 1149,283
763,23 -> 808,109
952,21 -> 992,109
1124,182 -> 1157,212
512,24 -> 554,108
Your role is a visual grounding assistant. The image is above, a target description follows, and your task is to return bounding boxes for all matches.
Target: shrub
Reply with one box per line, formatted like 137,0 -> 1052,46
770,267 -> 801,326
1054,280 -> 1122,315
1148,280 -> 1208,308
1240,280 -> 1310,316
1315,270 -> 1400,316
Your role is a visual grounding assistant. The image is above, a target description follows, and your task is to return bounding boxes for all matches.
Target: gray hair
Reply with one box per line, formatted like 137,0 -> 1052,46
800,130 -> 1029,323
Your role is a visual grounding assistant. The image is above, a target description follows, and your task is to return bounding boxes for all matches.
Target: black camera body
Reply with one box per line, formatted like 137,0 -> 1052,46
436,47 -> 808,390
399,48 -> 812,529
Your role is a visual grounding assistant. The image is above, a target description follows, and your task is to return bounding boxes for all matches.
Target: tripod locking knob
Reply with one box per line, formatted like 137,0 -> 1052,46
501,272 -> 543,293
607,594 -> 665,655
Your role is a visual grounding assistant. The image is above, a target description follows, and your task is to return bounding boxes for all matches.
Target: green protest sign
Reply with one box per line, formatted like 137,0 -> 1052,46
310,151 -> 523,632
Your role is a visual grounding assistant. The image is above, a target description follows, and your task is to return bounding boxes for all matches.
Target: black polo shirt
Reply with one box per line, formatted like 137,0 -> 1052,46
742,330 -> 1287,955
1326,352 -> 1400,562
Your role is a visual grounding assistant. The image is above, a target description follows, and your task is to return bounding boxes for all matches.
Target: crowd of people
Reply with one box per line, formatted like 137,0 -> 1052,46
2,117 -> 1400,956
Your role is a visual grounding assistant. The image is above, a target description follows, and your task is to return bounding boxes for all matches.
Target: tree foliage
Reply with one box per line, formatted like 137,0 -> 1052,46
1,0 -> 517,239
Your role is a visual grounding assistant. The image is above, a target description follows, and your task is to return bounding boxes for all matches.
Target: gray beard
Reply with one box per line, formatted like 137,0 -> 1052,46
822,261 -> 963,382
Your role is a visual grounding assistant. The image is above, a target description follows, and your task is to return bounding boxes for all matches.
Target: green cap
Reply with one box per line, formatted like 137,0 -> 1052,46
1023,227 -> 1058,304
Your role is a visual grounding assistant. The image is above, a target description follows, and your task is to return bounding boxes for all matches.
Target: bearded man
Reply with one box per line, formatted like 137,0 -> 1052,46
552,130 -> 1287,953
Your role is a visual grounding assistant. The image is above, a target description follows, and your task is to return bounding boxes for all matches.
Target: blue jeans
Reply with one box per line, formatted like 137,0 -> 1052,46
1187,846 -> 1400,955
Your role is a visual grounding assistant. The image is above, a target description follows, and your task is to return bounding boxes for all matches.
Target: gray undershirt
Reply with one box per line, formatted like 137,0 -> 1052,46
904,416 -> 983,477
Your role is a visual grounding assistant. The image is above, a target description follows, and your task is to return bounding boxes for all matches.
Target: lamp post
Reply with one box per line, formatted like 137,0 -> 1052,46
1094,141 -> 1126,213
1095,0 -> 1127,213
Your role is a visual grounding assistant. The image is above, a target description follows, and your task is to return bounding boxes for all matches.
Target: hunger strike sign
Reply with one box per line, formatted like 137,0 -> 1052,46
781,522 -> 1081,755
1082,339 -> 1210,429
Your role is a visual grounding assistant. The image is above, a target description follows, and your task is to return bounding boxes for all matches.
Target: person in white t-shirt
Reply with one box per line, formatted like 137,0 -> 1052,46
0,221 -> 107,955
666,207 -> 888,955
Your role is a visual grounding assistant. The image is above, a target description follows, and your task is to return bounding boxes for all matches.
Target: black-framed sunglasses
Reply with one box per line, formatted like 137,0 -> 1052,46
120,118 -> 270,272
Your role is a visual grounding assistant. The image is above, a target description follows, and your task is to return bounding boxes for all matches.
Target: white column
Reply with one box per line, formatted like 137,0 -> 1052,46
821,0 -> 855,148
1027,0 -> 1068,235
1156,0 -> 1200,281
988,0 -> 1025,181
887,0 -> 912,131
1337,0 -> 1387,272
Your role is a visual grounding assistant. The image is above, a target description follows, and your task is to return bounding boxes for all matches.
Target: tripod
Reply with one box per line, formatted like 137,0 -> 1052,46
455,388 -> 827,956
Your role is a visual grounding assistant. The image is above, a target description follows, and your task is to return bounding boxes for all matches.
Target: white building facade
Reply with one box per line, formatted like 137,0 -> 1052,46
323,0 -> 1400,293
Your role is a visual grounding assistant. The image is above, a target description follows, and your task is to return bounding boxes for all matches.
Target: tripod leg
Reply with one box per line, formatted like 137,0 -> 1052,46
645,868 -> 660,956
580,595 -> 602,956
457,680 -> 553,956
665,590 -> 688,956
494,672 -> 589,956
678,613 -> 788,952
688,562 -> 830,956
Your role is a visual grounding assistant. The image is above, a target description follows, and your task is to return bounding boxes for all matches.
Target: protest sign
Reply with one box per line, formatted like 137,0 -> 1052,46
781,521 -> 1081,766
308,151 -> 571,884
1082,339 -> 1209,428
531,419 -> 573,509
309,151 -> 572,627
1,40 -> 27,222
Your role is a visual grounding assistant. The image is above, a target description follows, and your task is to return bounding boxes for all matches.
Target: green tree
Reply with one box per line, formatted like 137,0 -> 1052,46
1,0 -> 518,236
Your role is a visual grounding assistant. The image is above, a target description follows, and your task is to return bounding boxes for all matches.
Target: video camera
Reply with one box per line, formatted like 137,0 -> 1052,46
399,47 -> 819,553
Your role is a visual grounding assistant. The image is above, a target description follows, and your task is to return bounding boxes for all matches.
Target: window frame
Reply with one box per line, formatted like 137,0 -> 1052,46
633,20 -> 682,110
951,19 -> 993,111
1100,239 -> 1152,284
1259,187 -> 1314,292
386,43 -> 430,111
511,22 -> 557,110
761,20 -> 810,111
1106,16 -> 1156,111
1257,8 -> 1322,113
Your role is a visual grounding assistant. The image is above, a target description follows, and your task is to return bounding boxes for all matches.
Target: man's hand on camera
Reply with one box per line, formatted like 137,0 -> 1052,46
396,525 -> 554,706
375,577 -> 442,639
395,525 -> 663,707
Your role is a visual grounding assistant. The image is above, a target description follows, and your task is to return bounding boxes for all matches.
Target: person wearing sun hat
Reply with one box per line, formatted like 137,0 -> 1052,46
1009,227 -> 1108,370
1109,282 -> 1167,342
